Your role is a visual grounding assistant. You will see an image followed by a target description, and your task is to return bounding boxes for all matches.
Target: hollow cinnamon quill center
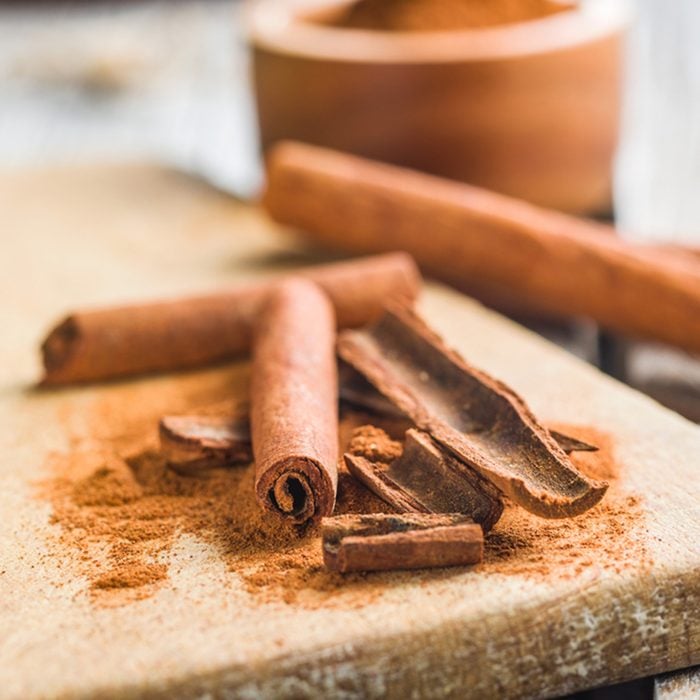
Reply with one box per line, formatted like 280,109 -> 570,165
42,316 -> 78,374
271,470 -> 315,519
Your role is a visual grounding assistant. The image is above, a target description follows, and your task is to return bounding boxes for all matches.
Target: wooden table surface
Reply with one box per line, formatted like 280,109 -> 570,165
1,164 -> 699,699
1,3 -> 699,696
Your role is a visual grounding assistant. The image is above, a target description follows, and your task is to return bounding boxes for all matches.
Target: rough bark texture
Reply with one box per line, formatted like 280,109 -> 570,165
322,513 -> 482,572
345,426 -> 504,531
264,141 -> 700,354
339,363 -> 598,454
338,305 -> 607,518
41,252 -> 420,384
251,279 -> 338,525
159,414 -> 252,474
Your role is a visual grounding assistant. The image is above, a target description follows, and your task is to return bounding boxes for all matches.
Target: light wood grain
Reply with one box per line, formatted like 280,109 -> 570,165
1,164 -> 699,700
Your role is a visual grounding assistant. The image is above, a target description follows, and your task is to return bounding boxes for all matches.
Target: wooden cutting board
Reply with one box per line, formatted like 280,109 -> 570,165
1,164 -> 699,700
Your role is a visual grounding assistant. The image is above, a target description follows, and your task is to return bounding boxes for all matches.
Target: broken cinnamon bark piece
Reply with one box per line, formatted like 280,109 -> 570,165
340,363 -> 598,454
548,430 -> 598,454
159,415 -> 252,474
339,362 -> 406,417
345,426 -> 504,532
322,513 -> 483,573
337,305 -> 608,519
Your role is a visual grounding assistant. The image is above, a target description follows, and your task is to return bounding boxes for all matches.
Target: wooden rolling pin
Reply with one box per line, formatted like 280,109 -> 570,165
263,142 -> 700,355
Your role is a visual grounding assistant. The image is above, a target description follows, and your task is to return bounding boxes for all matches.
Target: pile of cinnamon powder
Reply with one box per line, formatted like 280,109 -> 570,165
40,386 -> 649,608
41,397 -> 397,607
329,0 -> 574,31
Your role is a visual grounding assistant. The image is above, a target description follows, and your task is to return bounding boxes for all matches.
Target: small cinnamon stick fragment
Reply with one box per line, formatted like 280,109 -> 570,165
322,513 -> 483,573
159,414 -> 251,474
338,306 -> 608,519
41,252 -> 420,385
251,279 -> 338,525
345,426 -> 504,532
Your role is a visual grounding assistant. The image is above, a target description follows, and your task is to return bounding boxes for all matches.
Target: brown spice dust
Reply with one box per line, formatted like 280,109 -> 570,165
326,0 -> 574,32
40,378 -> 649,608
347,424 -> 404,463
484,425 -> 648,577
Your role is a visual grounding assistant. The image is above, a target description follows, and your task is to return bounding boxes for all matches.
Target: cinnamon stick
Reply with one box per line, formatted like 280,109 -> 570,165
322,513 -> 483,573
345,426 -> 504,532
251,279 -> 338,525
41,252 -> 420,385
338,305 -> 608,518
159,414 -> 251,474
264,141 -> 700,355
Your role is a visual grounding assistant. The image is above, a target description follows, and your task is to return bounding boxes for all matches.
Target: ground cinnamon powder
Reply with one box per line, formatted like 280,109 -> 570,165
40,379 -> 649,608
329,0 -> 574,31
347,424 -> 404,463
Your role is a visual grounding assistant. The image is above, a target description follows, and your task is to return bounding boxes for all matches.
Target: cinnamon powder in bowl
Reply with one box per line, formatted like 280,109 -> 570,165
328,0 -> 572,31
249,0 -> 630,214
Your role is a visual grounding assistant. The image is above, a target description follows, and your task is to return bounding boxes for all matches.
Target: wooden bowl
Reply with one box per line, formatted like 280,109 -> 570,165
248,0 -> 631,215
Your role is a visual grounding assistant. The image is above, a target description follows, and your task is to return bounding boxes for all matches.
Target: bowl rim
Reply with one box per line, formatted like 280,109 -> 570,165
247,0 -> 632,64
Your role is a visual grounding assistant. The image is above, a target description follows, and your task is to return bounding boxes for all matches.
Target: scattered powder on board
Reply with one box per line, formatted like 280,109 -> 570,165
40,375 -> 649,608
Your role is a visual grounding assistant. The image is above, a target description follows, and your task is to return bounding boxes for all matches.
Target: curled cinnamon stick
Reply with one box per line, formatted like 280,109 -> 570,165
338,305 -> 608,519
251,279 -> 338,525
41,252 -> 420,385
345,426 -> 504,532
264,142 -> 700,355
322,513 -> 483,573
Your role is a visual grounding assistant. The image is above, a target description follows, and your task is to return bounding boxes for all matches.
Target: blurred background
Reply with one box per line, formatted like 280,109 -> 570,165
3,0 -> 700,240
2,0 -> 698,425
0,1 -> 261,195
